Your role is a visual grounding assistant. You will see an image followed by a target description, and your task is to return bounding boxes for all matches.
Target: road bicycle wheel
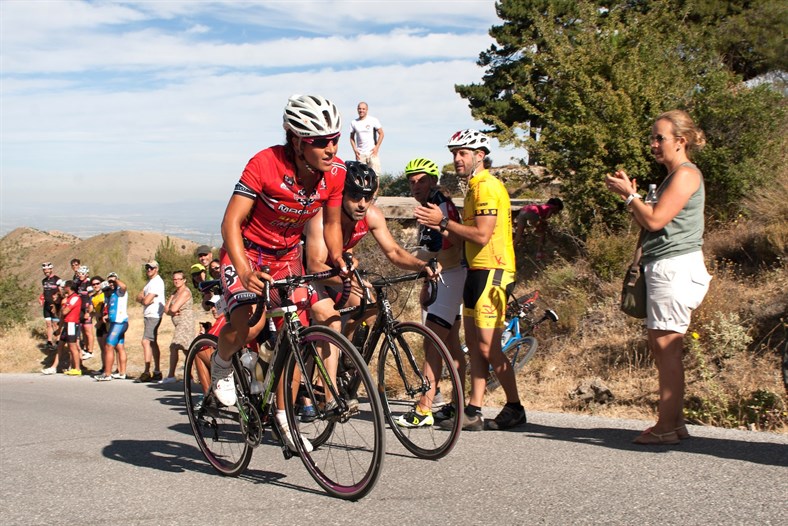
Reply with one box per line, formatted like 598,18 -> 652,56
378,321 -> 463,460
487,336 -> 538,392
184,334 -> 252,477
283,325 -> 385,500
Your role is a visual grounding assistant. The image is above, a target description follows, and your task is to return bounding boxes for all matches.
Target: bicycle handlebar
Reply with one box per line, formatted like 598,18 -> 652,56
197,279 -> 221,293
247,257 -> 354,327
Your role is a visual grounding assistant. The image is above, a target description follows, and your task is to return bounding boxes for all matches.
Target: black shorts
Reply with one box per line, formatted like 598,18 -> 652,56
59,322 -> 81,343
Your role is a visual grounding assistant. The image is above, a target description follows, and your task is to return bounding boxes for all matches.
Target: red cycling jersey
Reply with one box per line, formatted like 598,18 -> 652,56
233,145 -> 345,260
62,293 -> 82,324
344,217 -> 369,252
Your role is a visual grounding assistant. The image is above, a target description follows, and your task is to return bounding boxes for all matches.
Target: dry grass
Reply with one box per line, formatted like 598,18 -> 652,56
0,305 -> 214,377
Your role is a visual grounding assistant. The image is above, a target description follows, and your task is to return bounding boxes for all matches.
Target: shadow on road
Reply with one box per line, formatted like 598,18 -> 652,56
102,439 -> 324,495
522,423 -> 788,466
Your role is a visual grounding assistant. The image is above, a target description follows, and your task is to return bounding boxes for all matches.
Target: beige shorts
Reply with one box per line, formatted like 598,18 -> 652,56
643,251 -> 711,334
358,153 -> 381,174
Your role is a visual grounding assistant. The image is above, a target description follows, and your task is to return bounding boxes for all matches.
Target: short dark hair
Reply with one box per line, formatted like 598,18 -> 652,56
70,258 -> 80,265
64,280 -> 75,291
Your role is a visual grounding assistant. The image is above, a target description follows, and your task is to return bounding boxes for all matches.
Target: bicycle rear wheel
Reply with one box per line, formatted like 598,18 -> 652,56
379,321 -> 463,460
283,325 -> 385,500
487,336 -> 538,392
184,334 -> 252,477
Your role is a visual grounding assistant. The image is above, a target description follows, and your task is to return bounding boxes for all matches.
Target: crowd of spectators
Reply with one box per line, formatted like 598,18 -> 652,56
38,246 -> 212,383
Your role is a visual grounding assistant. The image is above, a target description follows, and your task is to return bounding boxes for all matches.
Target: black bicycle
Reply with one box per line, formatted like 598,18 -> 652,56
333,263 -> 464,460
183,268 -> 385,500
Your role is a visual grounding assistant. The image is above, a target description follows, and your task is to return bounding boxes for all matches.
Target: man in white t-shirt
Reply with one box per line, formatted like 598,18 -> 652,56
135,260 -> 165,382
349,102 -> 384,174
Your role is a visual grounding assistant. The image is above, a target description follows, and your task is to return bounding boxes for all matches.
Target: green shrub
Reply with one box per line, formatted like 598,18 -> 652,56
154,237 -> 199,298
585,223 -> 638,282
0,276 -> 34,329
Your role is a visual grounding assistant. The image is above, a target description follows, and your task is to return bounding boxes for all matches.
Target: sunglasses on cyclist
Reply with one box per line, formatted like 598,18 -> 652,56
347,191 -> 376,202
301,133 -> 340,148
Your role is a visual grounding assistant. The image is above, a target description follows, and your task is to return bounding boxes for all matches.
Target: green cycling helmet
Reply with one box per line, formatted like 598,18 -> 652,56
404,157 -> 440,178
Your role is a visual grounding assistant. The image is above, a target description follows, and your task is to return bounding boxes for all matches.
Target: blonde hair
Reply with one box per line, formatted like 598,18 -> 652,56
657,110 -> 706,159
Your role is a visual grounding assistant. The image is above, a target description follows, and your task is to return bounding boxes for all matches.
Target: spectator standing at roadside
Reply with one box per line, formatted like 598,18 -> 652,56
95,273 -> 129,381
136,260 -> 165,382
70,258 -> 81,281
349,102 -> 384,174
161,270 -> 195,384
74,265 -> 95,361
89,275 -> 108,371
59,280 -> 84,376
195,245 -> 213,269
415,129 -> 525,431
40,262 -> 60,350
605,110 -> 712,445
397,157 -> 467,428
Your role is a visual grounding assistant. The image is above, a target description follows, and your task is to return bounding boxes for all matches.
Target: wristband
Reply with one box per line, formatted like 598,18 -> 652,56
625,193 -> 641,207
439,217 -> 449,232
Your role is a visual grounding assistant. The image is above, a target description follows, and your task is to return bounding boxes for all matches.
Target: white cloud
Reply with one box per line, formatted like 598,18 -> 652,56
1,0 -> 522,215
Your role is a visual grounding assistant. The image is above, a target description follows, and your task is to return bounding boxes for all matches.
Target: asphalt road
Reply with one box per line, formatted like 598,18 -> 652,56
1,373 -> 786,525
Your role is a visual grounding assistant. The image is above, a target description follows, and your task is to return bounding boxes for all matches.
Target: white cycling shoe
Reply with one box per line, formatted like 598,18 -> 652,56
210,352 -> 237,407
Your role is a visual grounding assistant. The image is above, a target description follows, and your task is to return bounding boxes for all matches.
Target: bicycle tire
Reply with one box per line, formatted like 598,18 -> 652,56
378,321 -> 463,460
283,325 -> 385,500
487,336 -> 538,392
184,334 -> 252,477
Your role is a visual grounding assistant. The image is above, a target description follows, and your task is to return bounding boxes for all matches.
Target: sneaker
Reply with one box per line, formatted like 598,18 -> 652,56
158,376 -> 177,384
433,403 -> 456,423
111,372 -> 127,380
396,407 -> 434,428
439,411 -> 483,431
486,405 -> 527,430
276,414 -> 314,453
42,367 -> 56,375
64,368 -> 83,376
94,374 -> 112,382
210,353 -> 237,407
300,404 -> 318,423
135,372 -> 153,383
152,371 -> 163,382
432,390 -> 444,407
81,351 -> 93,361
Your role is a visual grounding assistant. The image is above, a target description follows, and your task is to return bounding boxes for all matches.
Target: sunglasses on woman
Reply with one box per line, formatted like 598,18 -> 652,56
301,133 -> 340,148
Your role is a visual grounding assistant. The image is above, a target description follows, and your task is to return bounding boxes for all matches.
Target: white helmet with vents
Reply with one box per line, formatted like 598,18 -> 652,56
446,129 -> 491,153
283,94 -> 342,137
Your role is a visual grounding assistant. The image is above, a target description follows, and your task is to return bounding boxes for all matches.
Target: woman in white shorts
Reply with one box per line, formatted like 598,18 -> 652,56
606,110 -> 712,445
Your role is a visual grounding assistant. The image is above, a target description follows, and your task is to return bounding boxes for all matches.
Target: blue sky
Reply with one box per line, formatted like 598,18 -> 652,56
1,0 -> 523,235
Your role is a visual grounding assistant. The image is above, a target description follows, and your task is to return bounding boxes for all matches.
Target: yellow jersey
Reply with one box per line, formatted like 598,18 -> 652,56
462,169 -> 516,272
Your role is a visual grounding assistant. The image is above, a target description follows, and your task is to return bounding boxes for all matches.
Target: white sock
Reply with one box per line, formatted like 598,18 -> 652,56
212,353 -> 232,368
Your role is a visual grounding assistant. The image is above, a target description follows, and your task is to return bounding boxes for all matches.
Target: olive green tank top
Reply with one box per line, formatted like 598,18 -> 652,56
641,162 -> 705,264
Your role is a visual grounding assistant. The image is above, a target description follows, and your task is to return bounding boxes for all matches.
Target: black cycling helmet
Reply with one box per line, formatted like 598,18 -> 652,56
344,161 -> 379,197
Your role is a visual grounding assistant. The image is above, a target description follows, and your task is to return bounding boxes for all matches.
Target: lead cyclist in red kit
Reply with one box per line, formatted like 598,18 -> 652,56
209,94 -> 349,451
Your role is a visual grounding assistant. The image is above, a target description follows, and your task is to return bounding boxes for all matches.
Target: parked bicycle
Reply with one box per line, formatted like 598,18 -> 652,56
332,263 -> 464,460
183,268 -> 386,500
484,290 -> 558,392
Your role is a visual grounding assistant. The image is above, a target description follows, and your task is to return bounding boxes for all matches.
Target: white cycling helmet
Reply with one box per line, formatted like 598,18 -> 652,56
446,129 -> 491,153
283,94 -> 342,138
77,265 -> 89,275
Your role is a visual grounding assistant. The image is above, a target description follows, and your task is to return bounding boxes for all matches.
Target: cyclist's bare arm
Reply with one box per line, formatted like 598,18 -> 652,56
221,194 -> 269,294
304,210 -> 345,287
367,205 -> 441,276
323,203 -> 347,273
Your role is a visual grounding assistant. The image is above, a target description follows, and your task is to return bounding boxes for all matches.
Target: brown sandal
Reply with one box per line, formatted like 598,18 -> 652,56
644,425 -> 691,440
633,429 -> 680,445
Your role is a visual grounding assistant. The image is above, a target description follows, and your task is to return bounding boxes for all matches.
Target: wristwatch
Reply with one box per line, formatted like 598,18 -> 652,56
439,217 -> 449,232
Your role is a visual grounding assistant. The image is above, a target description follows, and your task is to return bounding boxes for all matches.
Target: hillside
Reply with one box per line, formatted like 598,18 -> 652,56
1,227 -> 203,302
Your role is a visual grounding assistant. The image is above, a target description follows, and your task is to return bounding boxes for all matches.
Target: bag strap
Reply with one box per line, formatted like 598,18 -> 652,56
630,229 -> 645,269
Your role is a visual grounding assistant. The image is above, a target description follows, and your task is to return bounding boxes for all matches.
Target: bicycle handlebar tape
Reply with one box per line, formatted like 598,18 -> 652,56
247,266 -> 271,327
